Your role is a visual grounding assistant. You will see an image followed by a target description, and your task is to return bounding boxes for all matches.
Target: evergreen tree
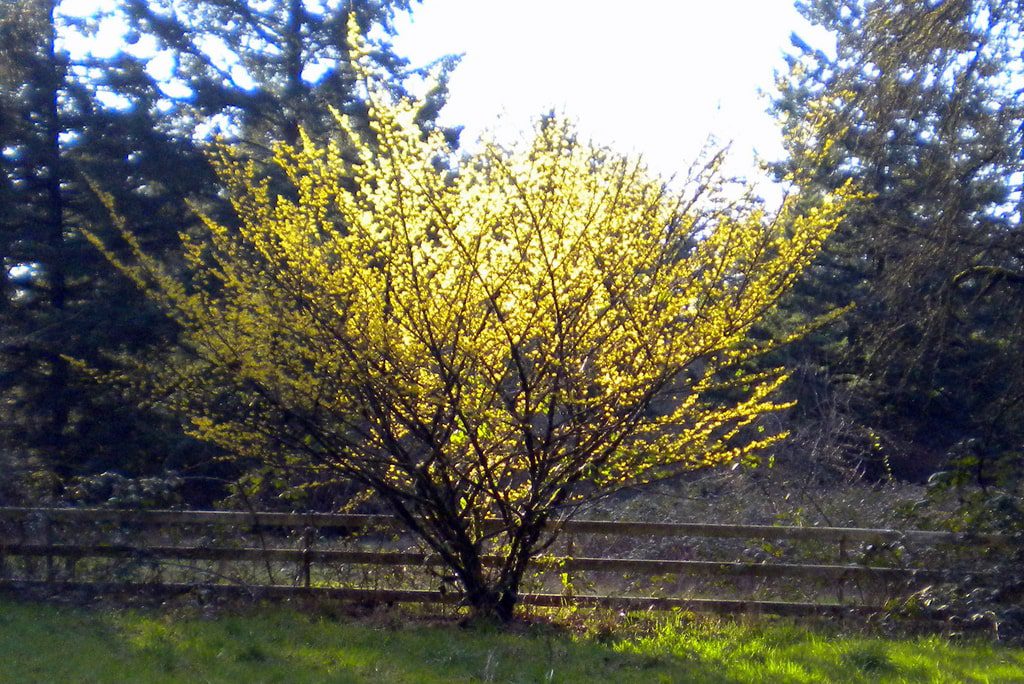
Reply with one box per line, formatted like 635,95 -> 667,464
1,0 -> 455,506
120,0 -> 457,152
775,0 -> 1024,482
0,0 -> 222,503
109,0 -> 458,508
0,0 -> 66,499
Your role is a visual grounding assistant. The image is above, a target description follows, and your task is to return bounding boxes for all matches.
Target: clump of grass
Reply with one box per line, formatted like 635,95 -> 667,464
843,643 -> 893,674
0,598 -> 1022,683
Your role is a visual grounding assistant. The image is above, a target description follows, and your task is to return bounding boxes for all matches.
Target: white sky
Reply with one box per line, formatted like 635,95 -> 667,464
58,0 -> 833,189
392,0 -> 832,185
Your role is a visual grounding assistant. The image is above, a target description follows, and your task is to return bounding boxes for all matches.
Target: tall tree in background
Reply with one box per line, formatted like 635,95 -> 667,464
120,0 -> 456,153
1,0 -> 451,506
0,0 -> 221,503
775,0 -> 1024,483
0,0 -> 68,497
111,0 -> 457,507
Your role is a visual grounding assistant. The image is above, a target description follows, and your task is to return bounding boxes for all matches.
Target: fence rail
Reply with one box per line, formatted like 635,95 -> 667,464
0,543 -> 945,582
0,507 -> 999,617
0,506 -> 1004,544
0,580 -> 890,617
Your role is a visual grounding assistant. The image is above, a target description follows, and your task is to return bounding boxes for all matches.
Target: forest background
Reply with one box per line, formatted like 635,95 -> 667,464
1,0 -> 1021,569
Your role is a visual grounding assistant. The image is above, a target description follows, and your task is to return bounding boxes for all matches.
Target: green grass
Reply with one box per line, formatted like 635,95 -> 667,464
1,599 -> 1022,683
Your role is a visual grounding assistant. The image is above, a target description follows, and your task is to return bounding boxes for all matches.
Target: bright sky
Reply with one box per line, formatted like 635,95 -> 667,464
58,0 -> 832,190
392,0 -> 832,185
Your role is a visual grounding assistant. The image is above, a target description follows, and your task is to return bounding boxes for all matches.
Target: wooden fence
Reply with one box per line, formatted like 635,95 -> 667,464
0,507 -> 1003,617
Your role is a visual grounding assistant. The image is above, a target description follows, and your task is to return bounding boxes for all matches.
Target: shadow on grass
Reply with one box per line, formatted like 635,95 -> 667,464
1,599 -> 1022,683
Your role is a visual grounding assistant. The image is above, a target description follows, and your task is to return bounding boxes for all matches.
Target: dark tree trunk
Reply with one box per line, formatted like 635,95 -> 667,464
460,572 -> 522,624
282,0 -> 305,147
41,0 -> 70,467
453,517 -> 548,623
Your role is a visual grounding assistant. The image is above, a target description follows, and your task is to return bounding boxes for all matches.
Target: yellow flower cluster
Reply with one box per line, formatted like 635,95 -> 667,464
87,16 -> 851,529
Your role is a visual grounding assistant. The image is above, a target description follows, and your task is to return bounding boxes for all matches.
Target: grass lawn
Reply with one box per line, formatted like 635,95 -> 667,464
1,599 -> 1022,683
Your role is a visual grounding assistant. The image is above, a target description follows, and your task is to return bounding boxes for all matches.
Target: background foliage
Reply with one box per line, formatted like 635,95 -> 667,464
1,0 -> 1022,625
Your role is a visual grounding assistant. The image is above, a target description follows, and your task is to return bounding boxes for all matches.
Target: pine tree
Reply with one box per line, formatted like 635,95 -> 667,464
108,0 -> 458,508
0,0 -> 221,502
774,0 -> 1024,481
2,0 -> 456,506
120,0 -> 457,152
0,0 -> 68,498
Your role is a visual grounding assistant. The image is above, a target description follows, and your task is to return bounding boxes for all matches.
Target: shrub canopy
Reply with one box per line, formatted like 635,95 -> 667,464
89,24 -> 850,619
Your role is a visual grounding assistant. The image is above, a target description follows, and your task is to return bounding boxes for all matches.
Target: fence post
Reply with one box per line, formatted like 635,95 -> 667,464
44,515 -> 55,582
0,515 -> 11,580
562,532 -> 576,599
18,519 -> 34,579
301,526 -> 313,589
836,535 -> 848,604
